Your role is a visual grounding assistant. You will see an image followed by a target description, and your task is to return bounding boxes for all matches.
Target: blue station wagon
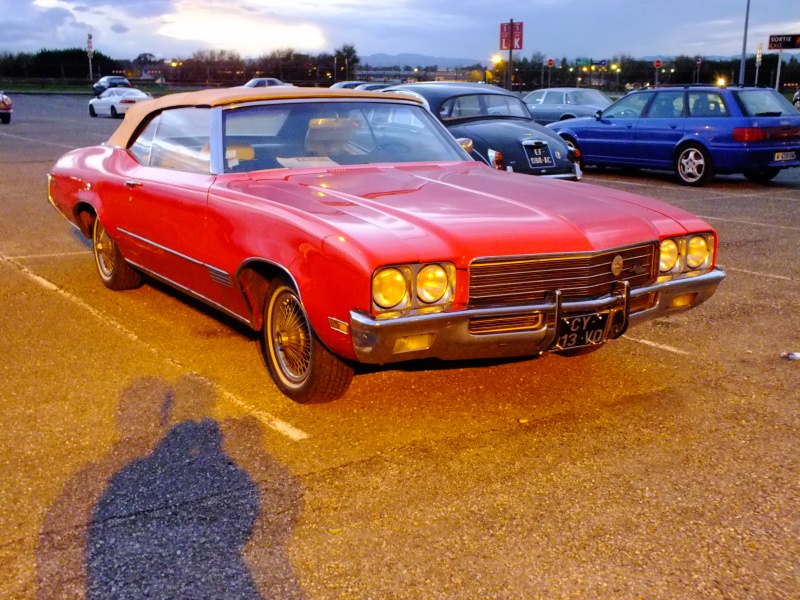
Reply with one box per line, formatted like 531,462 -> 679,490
547,85 -> 800,185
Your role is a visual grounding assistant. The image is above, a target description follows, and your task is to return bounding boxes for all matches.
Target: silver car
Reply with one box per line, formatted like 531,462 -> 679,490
524,88 -> 613,125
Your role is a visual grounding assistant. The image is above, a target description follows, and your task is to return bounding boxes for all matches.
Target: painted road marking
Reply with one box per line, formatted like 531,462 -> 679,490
1,253 -> 309,441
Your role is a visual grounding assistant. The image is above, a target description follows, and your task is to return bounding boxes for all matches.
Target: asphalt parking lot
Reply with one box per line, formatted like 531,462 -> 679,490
1,94 -> 799,599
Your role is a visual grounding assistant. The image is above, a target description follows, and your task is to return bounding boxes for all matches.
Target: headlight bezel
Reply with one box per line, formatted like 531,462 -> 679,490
658,233 -> 715,280
372,262 -> 456,317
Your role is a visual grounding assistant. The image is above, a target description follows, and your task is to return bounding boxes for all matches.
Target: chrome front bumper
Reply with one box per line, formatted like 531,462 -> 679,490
350,268 -> 724,365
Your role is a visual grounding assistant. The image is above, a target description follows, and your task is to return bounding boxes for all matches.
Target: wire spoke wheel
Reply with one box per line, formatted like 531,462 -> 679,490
262,280 -> 354,403
93,220 -> 116,279
270,290 -> 312,383
91,217 -> 142,290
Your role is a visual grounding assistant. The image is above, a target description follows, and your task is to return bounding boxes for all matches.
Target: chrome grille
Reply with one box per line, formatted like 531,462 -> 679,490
469,244 -> 657,308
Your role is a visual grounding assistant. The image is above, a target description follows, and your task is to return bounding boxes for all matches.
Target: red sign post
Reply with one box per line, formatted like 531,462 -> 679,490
499,20 -> 523,90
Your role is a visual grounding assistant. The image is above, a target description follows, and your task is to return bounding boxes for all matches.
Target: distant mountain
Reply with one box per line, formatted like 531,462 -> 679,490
361,53 -> 482,69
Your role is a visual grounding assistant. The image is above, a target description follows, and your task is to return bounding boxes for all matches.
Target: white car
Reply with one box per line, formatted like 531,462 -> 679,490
242,78 -> 293,88
89,88 -> 151,118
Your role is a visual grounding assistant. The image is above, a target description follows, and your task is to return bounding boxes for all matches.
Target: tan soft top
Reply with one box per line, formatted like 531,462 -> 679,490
107,86 -> 419,147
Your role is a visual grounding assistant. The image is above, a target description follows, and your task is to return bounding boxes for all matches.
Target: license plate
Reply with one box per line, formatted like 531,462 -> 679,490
775,151 -> 796,161
553,313 -> 609,350
525,145 -> 554,168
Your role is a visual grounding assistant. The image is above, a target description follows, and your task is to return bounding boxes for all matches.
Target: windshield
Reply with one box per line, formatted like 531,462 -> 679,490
570,90 -> 612,106
438,93 -> 530,121
733,89 -> 798,117
221,100 -> 468,173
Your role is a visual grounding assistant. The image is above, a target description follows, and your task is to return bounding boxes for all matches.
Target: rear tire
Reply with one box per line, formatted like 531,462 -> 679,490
261,281 -> 354,403
674,143 -> 713,186
0,113 -> 9,124
92,218 -> 142,291
742,167 -> 780,183
110,106 -> 118,118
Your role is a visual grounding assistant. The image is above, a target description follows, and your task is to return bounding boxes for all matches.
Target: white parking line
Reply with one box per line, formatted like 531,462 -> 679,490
724,266 -> 795,281
1,253 -> 309,441
623,336 -> 691,355
0,131 -> 77,150
699,215 -> 800,232
6,250 -> 91,259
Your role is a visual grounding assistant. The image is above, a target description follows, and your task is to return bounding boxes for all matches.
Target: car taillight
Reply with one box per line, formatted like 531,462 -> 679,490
121,99 -> 137,104
487,149 -> 504,170
733,126 -> 800,142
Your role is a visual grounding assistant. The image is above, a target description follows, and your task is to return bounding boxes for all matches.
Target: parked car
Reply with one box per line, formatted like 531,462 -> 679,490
92,75 -> 131,97
547,85 -> 800,185
0,91 -> 12,124
89,88 -> 152,118
329,81 -> 366,89
355,83 -> 393,91
46,87 -> 724,403
242,77 -> 292,88
384,82 -> 580,179
793,89 -> 800,109
523,87 -> 613,124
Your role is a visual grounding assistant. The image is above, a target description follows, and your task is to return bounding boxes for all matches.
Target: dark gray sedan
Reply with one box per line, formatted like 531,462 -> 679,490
524,88 -> 612,125
384,83 -> 580,179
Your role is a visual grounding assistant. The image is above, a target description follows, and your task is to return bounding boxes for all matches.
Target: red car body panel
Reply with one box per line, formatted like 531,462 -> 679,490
50,147 -> 719,361
46,89 -> 724,397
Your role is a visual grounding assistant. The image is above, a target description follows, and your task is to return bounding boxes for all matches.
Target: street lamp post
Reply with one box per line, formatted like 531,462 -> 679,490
738,0 -> 751,86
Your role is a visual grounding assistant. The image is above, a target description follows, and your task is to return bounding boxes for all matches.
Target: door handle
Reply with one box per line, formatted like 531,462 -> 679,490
124,180 -> 142,188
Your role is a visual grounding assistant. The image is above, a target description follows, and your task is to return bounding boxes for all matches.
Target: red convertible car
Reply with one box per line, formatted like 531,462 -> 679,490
47,87 -> 725,403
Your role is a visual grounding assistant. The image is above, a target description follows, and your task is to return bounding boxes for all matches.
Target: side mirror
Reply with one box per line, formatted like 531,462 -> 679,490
456,138 -> 474,154
594,110 -> 602,120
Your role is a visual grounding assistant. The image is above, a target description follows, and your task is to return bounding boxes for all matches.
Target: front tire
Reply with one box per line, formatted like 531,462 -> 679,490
261,281 -> 354,403
89,105 -> 97,118
675,143 -> 713,186
743,166 -> 780,183
0,113 -> 9,124
92,218 -> 142,290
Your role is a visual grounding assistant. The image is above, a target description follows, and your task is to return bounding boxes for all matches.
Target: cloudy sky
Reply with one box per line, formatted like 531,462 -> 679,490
0,0 -> 798,63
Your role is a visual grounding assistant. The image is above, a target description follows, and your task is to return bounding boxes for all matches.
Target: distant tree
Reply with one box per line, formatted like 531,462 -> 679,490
134,53 -> 158,67
334,44 -> 359,80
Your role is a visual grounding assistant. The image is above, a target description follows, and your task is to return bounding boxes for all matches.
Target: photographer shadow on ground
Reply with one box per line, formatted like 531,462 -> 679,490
36,374 -> 306,599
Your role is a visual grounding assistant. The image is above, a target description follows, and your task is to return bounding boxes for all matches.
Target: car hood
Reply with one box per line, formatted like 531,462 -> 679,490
225,162 -> 710,266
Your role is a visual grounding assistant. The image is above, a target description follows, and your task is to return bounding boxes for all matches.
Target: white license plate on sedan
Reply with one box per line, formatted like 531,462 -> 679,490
775,151 -> 796,161
525,145 -> 555,168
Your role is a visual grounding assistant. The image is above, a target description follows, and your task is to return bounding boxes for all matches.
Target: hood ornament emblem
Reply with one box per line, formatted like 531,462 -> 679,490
611,255 -> 624,277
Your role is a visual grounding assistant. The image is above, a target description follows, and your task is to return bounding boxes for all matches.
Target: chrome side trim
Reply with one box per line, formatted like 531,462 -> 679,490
127,260 -> 251,326
118,228 -> 237,289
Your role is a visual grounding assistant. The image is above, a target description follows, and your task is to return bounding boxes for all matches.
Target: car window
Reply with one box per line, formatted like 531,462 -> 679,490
221,101 -> 465,173
570,90 -> 612,106
147,107 -> 211,173
688,92 -> 729,117
128,116 -> 160,165
542,92 -> 565,105
646,91 -> 684,118
733,89 -> 797,117
440,94 -> 529,119
602,93 -> 650,119
525,90 -> 545,105
441,95 -> 482,118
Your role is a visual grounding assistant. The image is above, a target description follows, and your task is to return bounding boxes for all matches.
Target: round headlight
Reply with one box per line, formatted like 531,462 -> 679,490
372,268 -> 407,309
686,235 -> 709,269
660,239 -> 679,272
417,264 -> 448,303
